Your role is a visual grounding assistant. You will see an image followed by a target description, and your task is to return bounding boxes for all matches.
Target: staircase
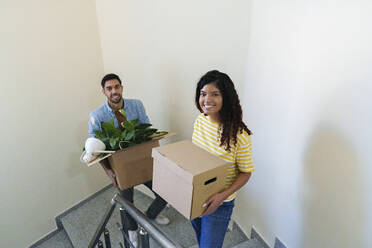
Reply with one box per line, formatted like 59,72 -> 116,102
32,185 -> 265,248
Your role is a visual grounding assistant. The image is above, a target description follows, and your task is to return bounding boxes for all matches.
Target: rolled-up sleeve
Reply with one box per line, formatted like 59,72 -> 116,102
236,134 -> 255,173
136,100 -> 150,124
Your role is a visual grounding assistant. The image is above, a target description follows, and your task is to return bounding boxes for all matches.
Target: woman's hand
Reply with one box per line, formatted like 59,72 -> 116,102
202,192 -> 228,216
201,172 -> 252,216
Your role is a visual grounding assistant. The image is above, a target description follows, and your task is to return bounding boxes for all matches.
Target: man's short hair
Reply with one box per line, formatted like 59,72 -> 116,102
101,73 -> 122,88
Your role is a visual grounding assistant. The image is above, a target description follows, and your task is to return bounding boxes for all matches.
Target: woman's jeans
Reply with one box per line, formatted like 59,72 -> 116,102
118,180 -> 167,230
191,200 -> 235,248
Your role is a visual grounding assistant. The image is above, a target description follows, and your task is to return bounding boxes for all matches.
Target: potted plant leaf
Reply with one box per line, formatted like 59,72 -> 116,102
93,109 -> 168,151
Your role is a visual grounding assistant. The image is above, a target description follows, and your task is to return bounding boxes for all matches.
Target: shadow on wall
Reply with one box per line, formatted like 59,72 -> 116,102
301,124 -> 364,248
162,64 -> 197,142
234,185 -> 267,242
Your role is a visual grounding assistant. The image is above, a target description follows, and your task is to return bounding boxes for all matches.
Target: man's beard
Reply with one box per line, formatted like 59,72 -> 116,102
110,94 -> 122,104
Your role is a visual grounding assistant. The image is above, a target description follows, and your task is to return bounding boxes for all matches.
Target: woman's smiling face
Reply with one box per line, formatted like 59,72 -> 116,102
199,83 -> 223,123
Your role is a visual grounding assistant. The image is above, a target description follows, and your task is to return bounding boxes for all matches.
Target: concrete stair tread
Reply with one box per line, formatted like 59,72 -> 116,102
189,239 -> 263,248
33,229 -> 73,248
60,185 -> 249,248
233,239 -> 264,248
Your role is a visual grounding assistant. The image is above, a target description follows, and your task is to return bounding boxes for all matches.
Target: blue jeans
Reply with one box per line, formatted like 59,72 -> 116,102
191,200 -> 235,248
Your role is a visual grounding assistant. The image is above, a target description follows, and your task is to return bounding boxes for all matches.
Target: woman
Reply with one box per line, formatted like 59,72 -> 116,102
191,70 -> 254,248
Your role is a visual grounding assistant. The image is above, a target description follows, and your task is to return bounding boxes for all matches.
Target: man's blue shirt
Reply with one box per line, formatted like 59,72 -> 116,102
89,98 -> 150,137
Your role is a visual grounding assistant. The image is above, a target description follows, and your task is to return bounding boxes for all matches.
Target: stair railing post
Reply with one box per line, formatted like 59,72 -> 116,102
120,206 -> 131,248
138,226 -> 150,248
104,228 -> 111,248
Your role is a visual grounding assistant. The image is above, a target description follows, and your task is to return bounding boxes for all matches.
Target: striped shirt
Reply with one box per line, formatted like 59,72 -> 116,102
192,114 -> 254,201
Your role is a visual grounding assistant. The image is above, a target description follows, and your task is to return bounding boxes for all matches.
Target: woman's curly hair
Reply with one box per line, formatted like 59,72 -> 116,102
195,70 -> 252,151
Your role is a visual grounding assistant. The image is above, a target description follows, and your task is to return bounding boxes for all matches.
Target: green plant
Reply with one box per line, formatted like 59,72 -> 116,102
93,113 -> 167,151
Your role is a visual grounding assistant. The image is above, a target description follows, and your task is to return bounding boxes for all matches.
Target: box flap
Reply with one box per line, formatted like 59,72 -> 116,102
150,132 -> 176,140
86,153 -> 112,167
152,140 -> 228,176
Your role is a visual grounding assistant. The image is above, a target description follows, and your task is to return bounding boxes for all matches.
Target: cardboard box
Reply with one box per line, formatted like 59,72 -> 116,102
108,139 -> 159,190
85,133 -> 174,190
152,140 -> 229,220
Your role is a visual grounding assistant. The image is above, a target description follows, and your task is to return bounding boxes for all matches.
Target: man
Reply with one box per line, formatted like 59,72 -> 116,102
89,73 -> 169,247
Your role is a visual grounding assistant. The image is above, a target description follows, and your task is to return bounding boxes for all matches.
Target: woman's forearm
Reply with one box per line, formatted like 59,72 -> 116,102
220,172 -> 252,200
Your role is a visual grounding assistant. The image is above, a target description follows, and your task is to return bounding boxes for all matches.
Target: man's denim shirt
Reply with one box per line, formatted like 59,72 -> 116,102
89,98 -> 150,137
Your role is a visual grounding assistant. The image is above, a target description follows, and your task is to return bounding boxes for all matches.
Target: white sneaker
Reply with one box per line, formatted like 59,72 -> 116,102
154,214 -> 170,225
128,230 -> 138,248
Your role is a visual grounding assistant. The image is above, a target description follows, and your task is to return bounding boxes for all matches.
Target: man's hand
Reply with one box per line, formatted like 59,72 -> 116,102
201,192 -> 227,216
105,168 -> 118,188
99,159 -> 118,188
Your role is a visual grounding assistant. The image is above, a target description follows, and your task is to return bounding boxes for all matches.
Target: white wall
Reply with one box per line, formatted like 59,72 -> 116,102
3,1 -> 370,247
0,1 -> 109,247
95,0 -> 253,142
236,1 -> 372,247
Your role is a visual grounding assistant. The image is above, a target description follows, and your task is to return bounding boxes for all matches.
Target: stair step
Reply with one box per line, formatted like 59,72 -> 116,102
232,239 -> 264,248
60,185 -> 248,247
189,238 -> 263,248
32,229 -> 73,248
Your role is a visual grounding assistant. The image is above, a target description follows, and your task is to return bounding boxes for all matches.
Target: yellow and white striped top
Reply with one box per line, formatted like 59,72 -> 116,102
192,114 -> 254,201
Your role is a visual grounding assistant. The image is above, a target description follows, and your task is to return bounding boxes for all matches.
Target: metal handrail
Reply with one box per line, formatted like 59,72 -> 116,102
113,193 -> 184,248
88,193 -> 184,248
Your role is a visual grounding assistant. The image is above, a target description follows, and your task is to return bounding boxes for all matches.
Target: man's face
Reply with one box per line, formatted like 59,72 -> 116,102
102,79 -> 123,104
